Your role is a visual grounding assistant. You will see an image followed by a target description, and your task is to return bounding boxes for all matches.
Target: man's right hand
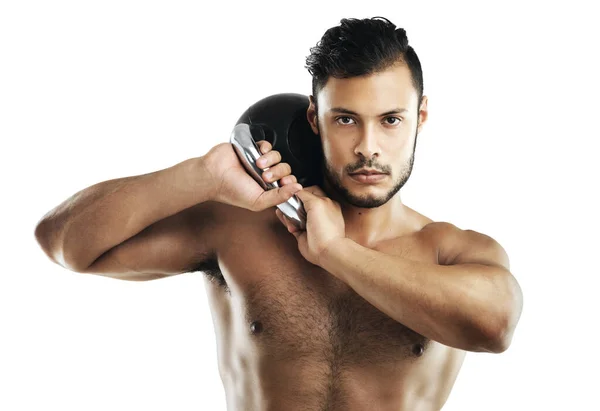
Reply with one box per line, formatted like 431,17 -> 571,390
203,141 -> 303,212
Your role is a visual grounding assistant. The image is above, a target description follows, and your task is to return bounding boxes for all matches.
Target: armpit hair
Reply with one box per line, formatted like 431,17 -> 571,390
185,252 -> 230,294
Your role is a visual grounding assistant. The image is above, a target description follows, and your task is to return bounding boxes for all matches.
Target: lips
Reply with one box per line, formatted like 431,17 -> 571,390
349,171 -> 387,183
350,170 -> 386,176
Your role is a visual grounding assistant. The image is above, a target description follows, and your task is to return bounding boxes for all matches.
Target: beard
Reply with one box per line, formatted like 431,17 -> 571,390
322,131 -> 418,209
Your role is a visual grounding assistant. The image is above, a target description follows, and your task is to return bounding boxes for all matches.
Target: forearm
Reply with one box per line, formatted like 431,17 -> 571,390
319,238 -> 519,352
35,156 -> 216,270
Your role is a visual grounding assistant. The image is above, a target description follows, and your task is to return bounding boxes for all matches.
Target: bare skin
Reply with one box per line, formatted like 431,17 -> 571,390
35,63 -> 522,411
201,203 -> 466,410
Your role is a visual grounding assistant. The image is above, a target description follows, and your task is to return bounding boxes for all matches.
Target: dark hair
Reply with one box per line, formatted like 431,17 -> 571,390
305,17 -> 423,104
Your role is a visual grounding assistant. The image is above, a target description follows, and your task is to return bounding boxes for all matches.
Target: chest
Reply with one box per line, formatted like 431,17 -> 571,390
240,270 -> 430,364
206,222 -> 437,364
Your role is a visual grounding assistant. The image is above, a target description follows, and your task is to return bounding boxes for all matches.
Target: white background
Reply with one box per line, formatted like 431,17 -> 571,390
2,1 -> 599,410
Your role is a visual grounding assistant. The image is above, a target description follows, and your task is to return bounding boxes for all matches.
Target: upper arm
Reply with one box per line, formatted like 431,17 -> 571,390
81,201 -> 221,281
428,222 -> 510,270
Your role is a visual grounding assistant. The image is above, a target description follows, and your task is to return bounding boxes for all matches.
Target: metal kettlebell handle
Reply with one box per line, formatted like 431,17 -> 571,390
229,123 -> 307,230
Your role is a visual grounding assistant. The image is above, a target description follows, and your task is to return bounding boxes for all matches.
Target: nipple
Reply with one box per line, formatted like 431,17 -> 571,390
250,321 -> 263,334
412,343 -> 424,357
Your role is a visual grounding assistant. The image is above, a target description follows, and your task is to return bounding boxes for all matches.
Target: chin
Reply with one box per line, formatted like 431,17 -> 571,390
339,177 -> 394,208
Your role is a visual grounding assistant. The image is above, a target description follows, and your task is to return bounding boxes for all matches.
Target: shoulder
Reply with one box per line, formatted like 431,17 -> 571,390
421,221 -> 510,270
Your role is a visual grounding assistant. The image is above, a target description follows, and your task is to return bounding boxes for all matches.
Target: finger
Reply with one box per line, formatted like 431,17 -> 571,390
275,209 -> 286,226
256,150 -> 282,169
275,209 -> 291,231
256,140 -> 272,154
302,185 -> 327,197
279,175 -> 298,185
294,189 -> 326,213
289,223 -> 301,234
276,209 -> 301,234
295,189 -> 318,202
253,183 -> 303,211
262,162 -> 292,183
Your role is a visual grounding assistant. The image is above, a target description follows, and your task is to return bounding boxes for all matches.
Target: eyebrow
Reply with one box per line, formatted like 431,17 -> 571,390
329,107 -> 409,116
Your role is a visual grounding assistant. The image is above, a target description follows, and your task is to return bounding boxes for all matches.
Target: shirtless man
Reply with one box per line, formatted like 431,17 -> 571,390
34,17 -> 523,411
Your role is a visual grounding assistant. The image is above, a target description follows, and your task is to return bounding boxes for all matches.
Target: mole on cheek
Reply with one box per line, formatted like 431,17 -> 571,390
250,321 -> 263,334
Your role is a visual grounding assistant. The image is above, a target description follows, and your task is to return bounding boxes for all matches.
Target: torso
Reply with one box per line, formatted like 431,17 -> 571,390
195,204 -> 466,411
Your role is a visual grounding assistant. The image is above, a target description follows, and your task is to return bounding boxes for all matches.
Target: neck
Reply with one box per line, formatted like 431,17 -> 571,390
322,178 -> 408,247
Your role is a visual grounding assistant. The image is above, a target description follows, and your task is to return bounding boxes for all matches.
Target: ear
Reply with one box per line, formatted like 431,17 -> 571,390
307,95 -> 320,135
417,95 -> 429,134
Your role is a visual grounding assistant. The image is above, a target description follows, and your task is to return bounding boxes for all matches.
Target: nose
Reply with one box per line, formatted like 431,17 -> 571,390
354,124 -> 380,159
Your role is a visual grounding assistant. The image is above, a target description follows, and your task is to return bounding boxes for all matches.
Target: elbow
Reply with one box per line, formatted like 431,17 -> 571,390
35,217 -> 87,272
34,218 -> 49,248
482,326 -> 513,354
34,218 -> 56,264
470,315 -> 514,353
478,277 -> 524,353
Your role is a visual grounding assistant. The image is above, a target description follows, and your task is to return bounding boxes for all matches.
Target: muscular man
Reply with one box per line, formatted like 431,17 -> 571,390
34,17 -> 523,411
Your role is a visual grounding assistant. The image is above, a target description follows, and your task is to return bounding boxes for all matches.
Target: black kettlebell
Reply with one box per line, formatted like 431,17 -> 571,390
230,93 -> 323,229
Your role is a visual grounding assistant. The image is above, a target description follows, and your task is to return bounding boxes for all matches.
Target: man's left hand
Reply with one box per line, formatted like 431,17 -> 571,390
275,186 -> 345,266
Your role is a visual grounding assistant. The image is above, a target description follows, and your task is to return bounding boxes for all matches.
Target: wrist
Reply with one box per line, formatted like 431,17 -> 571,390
175,156 -> 219,204
195,155 -> 220,202
318,236 -> 351,269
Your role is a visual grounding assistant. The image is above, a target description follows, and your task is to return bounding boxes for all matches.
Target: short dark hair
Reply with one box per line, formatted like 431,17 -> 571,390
305,17 -> 423,104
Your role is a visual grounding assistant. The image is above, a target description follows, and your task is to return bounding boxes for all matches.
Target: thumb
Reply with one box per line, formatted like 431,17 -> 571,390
253,183 -> 303,211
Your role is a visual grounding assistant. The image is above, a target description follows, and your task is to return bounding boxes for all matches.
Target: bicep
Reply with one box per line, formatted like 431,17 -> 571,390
81,202 -> 219,281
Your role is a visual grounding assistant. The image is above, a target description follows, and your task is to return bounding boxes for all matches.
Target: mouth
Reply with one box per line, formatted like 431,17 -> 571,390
349,171 -> 388,184
351,171 -> 386,176
350,168 -> 387,175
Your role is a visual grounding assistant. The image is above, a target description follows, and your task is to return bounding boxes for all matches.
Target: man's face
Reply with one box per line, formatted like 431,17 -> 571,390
307,63 -> 428,208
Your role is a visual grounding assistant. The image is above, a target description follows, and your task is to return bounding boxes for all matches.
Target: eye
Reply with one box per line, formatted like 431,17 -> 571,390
383,117 -> 402,126
335,116 -> 356,125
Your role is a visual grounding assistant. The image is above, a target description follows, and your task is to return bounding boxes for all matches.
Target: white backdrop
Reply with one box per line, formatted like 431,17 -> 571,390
2,1 -> 599,410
